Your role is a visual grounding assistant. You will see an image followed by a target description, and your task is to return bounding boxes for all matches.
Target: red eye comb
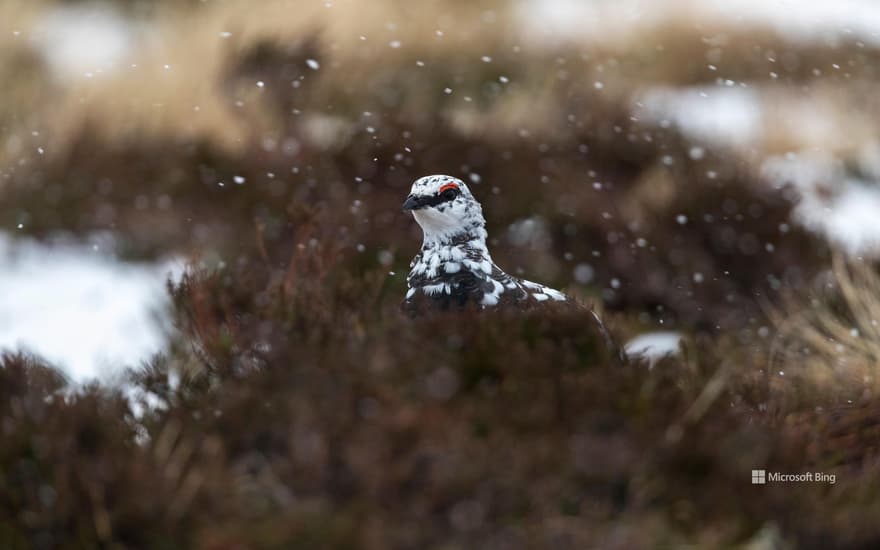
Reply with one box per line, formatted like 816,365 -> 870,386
438,183 -> 459,193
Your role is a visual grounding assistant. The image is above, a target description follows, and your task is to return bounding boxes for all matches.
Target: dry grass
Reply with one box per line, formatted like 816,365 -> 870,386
4,0 -> 880,164
770,255 -> 880,406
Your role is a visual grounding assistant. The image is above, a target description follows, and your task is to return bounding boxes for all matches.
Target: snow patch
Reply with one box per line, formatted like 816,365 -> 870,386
763,154 -> 880,256
31,5 -> 140,81
0,234 -> 183,382
635,87 -> 763,149
519,0 -> 880,46
624,331 -> 682,364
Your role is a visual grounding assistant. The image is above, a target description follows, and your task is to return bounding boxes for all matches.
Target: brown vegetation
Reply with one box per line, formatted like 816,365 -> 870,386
2,0 -> 880,548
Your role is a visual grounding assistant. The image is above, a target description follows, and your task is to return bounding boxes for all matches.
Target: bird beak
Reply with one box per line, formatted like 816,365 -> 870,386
402,194 -> 425,211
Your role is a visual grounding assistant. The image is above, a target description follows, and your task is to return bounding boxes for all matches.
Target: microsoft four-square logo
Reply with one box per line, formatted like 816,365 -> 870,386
751,469 -> 766,484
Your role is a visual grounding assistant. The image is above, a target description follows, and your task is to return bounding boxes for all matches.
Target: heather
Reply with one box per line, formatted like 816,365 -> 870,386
2,1 -> 880,548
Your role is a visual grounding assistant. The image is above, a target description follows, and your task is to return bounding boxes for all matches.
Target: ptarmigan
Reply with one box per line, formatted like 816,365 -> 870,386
402,175 -> 623,360
402,175 -> 574,312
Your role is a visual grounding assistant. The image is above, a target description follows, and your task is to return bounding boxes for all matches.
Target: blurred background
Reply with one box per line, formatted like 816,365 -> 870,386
3,0 -> 880,548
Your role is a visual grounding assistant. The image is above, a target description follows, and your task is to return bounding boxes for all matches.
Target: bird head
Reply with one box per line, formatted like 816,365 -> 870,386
403,175 -> 486,242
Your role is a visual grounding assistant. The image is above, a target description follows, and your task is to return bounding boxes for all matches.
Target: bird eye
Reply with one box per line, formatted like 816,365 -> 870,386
438,183 -> 460,201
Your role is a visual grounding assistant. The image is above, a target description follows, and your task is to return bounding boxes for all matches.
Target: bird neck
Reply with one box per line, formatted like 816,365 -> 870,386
421,224 -> 490,259
408,224 -> 497,285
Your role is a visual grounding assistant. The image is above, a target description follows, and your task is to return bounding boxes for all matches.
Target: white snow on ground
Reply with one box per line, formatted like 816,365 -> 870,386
0,233 -> 183,382
516,0 -> 661,45
634,83 -> 880,256
763,155 -> 880,256
633,86 -> 849,153
624,331 -> 682,365
701,0 -> 880,45
635,87 -> 763,149
30,5 -> 138,80
801,184 -> 880,255
519,0 -> 880,46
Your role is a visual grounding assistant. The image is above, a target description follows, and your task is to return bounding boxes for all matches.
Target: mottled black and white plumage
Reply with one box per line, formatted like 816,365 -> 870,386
402,175 -> 624,361
402,175 -> 571,313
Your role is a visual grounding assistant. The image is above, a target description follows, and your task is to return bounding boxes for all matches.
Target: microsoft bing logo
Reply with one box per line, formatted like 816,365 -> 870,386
750,469 -> 835,484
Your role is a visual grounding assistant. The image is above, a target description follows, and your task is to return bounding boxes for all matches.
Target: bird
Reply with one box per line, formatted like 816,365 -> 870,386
401,174 -> 572,312
401,175 -> 623,360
